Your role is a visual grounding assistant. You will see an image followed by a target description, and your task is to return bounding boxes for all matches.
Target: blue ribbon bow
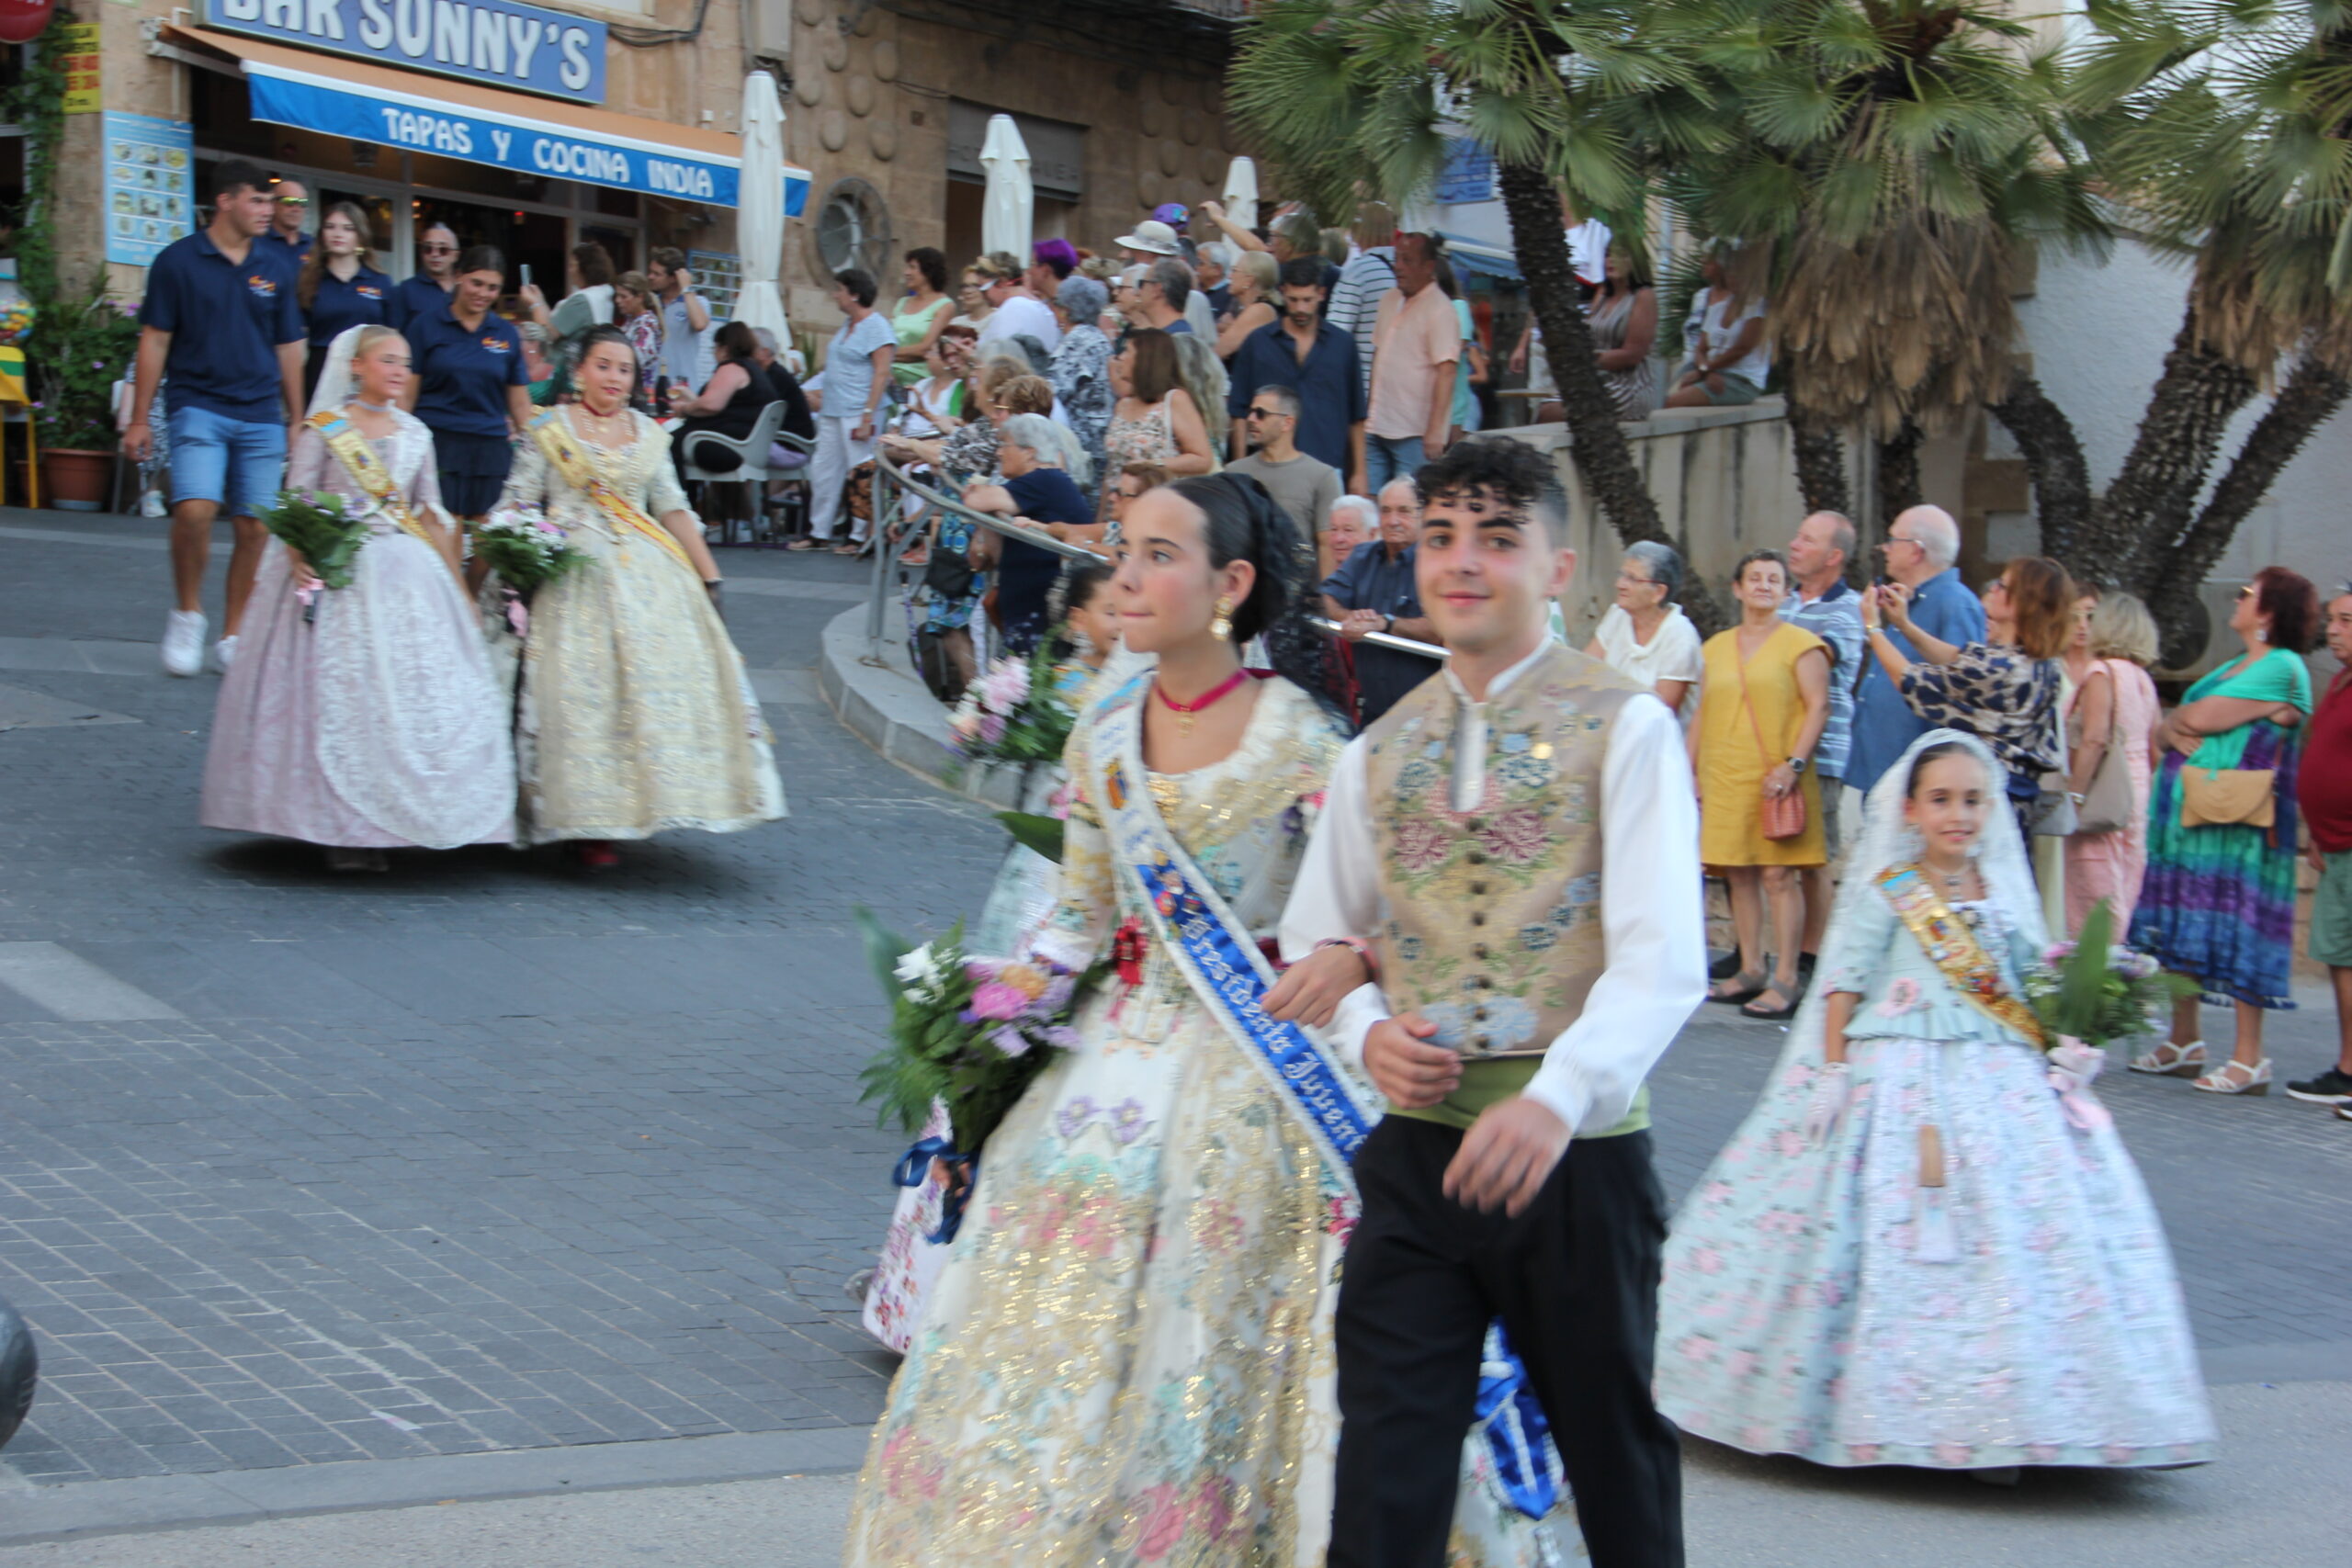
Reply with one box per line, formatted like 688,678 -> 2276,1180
891,1137 -> 978,1245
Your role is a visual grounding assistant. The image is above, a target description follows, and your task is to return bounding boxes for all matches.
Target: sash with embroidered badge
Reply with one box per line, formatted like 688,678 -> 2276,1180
306,411 -> 437,548
528,409 -> 695,573
1876,863 -> 2047,1049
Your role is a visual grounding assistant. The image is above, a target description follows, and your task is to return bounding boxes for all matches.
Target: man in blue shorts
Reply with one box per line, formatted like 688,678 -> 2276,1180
124,158 -> 305,676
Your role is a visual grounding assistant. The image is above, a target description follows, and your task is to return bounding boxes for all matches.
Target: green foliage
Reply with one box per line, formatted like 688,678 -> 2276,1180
994,810 -> 1066,863
29,279 -> 141,450
2022,899 -> 2199,1048
1,10 -> 77,310
258,491 -> 371,590
2074,0 -> 2352,373
1231,0 -> 1652,242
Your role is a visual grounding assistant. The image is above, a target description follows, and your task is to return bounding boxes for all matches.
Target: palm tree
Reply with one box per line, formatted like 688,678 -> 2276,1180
1227,0 -> 1680,559
2050,0 -> 2352,660
1625,0 -> 2105,525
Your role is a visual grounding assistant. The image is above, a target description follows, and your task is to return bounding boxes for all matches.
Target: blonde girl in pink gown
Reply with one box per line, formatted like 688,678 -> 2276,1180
2063,592 -> 2164,935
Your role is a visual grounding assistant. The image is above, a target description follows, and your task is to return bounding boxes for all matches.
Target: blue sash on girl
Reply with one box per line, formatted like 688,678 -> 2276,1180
1091,676 -> 1565,1521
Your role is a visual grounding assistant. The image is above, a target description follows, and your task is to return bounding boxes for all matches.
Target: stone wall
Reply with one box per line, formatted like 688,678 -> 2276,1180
1527,400 -> 1866,641
780,0 -> 1245,329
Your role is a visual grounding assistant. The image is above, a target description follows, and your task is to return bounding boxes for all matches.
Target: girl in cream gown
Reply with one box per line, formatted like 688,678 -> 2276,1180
843,475 -> 1568,1568
490,327 -> 785,850
202,325 -> 514,865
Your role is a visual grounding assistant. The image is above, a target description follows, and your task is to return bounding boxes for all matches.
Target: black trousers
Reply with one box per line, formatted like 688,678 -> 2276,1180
1329,1117 -> 1682,1568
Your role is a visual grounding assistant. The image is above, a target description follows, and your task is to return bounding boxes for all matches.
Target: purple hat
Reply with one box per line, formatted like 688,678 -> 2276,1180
1151,202 -> 1190,231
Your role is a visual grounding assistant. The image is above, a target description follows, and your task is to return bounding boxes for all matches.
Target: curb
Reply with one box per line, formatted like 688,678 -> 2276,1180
815,601 -> 1037,810
0,1426 -> 871,1547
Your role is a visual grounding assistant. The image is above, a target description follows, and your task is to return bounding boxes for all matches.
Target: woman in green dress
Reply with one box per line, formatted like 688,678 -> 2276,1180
890,247 -> 954,389
2128,567 -> 2322,1096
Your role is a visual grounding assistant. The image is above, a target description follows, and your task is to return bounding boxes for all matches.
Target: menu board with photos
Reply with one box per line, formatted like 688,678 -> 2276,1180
104,113 -> 198,267
688,250 -> 741,322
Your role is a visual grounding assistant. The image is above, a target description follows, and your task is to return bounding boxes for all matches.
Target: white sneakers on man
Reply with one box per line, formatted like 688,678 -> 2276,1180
161,610 -> 206,677
212,636 -> 237,673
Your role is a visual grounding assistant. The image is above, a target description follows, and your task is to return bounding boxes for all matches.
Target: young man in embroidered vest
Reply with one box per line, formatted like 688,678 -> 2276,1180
1275,437 -> 1706,1568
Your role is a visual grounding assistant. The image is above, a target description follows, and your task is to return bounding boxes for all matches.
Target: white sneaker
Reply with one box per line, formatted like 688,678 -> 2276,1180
161,610 -> 206,677
211,636 -> 238,673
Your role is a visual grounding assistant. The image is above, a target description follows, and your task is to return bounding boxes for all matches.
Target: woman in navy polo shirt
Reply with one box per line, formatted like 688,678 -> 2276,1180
297,203 -> 392,400
401,245 -> 531,536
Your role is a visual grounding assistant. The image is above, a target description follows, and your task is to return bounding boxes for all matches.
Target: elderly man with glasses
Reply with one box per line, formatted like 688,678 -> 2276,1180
1227,384 -> 1344,576
1321,476 -> 1442,726
390,221 -> 461,330
1844,503 -> 1986,793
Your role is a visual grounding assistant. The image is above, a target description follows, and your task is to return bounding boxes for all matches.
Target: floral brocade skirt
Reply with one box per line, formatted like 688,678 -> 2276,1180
1657,1032 -> 2215,1471
842,955 -> 1564,1567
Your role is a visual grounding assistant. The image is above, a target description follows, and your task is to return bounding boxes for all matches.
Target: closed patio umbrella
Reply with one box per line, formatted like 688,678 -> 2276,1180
979,114 -> 1034,263
1222,156 -> 1260,234
732,70 -> 788,337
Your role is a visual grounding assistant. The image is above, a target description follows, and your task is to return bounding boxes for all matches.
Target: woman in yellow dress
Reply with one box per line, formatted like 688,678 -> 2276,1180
1690,548 -> 1829,1020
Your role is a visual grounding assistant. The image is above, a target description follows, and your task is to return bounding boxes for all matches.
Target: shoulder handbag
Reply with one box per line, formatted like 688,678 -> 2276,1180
2073,664 -> 2137,835
2181,766 -> 2277,829
1738,651 -> 1808,842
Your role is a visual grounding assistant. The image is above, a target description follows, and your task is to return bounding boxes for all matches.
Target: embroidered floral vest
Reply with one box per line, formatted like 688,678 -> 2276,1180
1363,642 -> 1649,1134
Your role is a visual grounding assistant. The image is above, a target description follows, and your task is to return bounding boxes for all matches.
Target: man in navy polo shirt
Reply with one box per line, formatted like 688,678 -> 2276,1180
1227,257 -> 1367,492
125,157 -> 306,677
390,221 -> 460,332
262,176 -> 312,265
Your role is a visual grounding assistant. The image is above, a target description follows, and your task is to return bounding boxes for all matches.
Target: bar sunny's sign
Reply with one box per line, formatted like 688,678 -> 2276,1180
201,0 -> 606,105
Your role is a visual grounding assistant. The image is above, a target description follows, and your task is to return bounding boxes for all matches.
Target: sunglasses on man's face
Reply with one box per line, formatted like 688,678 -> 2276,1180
1245,406 -> 1287,421
423,243 -> 458,254
277,196 -> 310,208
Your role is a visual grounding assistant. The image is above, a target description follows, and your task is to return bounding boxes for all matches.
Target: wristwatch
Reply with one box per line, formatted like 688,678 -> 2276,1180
1788,757 -> 1809,774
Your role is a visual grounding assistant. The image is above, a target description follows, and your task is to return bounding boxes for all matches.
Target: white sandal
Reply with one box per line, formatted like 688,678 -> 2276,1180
2129,1039 -> 2206,1077
2192,1057 -> 2272,1096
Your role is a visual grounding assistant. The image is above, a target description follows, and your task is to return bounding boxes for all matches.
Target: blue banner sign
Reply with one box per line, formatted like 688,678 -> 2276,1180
1433,139 -> 1497,206
202,0 -> 607,105
243,62 -> 810,215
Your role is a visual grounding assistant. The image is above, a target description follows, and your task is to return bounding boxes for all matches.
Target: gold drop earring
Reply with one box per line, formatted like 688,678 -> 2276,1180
1210,594 -> 1234,641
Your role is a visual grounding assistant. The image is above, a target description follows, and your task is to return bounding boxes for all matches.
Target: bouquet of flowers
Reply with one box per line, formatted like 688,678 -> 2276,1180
473,503 -> 587,594
946,642 -> 1076,765
2022,901 -> 2198,1127
854,910 -> 1095,1168
258,490 -> 369,591
2022,901 -> 2194,1051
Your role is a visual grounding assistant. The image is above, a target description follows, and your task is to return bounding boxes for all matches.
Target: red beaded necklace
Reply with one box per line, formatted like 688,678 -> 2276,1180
1153,668 -> 1257,736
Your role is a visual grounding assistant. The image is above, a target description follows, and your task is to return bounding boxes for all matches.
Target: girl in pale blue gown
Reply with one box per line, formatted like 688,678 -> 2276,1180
1657,730 -> 2214,1474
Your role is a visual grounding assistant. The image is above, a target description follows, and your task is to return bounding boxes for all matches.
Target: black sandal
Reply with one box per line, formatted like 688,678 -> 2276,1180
1742,984 -> 1801,1021
1707,970 -> 1767,1006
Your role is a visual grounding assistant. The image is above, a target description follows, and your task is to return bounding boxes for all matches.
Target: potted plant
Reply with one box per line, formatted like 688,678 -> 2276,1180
31,280 -> 140,511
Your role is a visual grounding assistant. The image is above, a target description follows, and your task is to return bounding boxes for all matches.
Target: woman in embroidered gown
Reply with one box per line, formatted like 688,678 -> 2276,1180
844,476 -> 1562,1567
203,325 -> 514,871
1657,730 -> 2214,1476
492,327 -> 786,864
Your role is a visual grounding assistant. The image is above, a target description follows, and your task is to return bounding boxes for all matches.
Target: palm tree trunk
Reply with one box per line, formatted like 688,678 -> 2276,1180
2146,355 -> 2352,666
1984,370 -> 2092,569
1497,160 -> 1665,554
2086,313 -> 2257,595
1873,420 -> 1924,528
1786,399 -> 1851,518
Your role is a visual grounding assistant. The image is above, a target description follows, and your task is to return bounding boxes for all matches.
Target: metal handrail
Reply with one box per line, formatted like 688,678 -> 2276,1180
1310,617 -> 1448,662
855,445 -> 1453,671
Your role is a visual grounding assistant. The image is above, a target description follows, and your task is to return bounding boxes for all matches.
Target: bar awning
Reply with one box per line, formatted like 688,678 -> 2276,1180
1436,231 -> 1522,285
169,27 -> 809,216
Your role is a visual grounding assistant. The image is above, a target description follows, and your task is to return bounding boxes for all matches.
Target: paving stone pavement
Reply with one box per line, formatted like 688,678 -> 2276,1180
0,509 -> 2346,1494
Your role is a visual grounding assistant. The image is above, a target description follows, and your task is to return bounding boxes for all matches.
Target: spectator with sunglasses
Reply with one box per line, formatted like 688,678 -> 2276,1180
1226,384 -> 1342,577
263,177 -> 312,263
390,222 -> 461,331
